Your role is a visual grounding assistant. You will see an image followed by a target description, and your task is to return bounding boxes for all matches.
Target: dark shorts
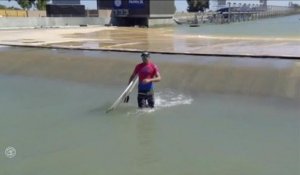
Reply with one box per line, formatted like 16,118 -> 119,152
137,89 -> 154,108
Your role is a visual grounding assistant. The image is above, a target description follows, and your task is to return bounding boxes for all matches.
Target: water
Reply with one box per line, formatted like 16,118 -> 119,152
0,75 -> 299,175
172,14 -> 300,56
175,14 -> 300,39
38,14 -> 300,57
0,47 -> 299,175
1,15 -> 300,174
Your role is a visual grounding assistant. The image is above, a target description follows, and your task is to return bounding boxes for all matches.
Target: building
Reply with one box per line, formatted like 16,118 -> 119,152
47,0 -> 85,17
97,0 -> 176,27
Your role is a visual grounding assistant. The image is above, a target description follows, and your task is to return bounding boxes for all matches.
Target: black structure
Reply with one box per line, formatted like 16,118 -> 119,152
46,0 -> 84,17
97,0 -> 175,26
46,4 -> 85,17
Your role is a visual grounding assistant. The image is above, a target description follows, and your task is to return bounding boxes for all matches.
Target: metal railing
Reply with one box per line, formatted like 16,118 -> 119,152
173,5 -> 300,25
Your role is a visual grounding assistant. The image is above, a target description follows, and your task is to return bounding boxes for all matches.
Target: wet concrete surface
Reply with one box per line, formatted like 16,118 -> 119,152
0,26 -> 299,57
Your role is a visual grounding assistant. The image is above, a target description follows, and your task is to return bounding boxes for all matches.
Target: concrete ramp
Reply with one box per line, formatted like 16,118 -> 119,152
0,47 -> 299,99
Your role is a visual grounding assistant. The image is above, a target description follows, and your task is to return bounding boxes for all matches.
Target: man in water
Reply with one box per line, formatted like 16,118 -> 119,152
128,52 -> 161,108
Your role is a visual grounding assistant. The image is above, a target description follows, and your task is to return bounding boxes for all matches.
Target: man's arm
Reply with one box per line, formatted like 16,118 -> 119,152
128,73 -> 136,84
151,71 -> 161,82
143,71 -> 161,83
124,70 -> 136,103
129,66 -> 138,83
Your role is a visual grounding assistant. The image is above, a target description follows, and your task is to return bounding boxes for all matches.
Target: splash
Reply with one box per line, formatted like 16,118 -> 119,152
155,91 -> 193,108
127,90 -> 193,116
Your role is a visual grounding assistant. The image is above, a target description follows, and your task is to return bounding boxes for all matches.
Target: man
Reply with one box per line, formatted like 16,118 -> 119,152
128,52 -> 161,108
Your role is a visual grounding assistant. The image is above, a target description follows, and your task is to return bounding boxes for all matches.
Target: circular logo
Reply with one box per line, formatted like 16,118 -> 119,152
5,147 -> 16,158
114,0 -> 122,7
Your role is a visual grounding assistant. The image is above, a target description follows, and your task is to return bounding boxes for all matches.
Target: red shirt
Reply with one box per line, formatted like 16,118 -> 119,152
133,62 -> 159,82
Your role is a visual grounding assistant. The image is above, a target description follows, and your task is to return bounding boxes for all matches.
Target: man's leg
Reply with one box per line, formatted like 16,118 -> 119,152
147,94 -> 155,108
138,93 -> 147,108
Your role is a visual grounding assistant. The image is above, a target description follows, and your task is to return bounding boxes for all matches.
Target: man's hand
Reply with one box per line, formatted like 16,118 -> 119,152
124,96 -> 130,103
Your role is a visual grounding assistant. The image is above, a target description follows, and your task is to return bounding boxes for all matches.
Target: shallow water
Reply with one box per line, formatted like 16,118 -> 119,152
0,74 -> 299,175
0,47 -> 299,175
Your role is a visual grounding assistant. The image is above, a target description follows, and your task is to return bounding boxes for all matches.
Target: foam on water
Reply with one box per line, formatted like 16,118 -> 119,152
155,91 -> 193,108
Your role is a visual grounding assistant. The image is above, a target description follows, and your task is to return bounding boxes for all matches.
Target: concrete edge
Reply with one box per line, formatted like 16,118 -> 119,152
0,44 -> 299,60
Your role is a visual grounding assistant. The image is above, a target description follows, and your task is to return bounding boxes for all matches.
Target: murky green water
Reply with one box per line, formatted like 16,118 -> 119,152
0,47 -> 299,175
1,14 -> 300,175
0,75 -> 299,175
